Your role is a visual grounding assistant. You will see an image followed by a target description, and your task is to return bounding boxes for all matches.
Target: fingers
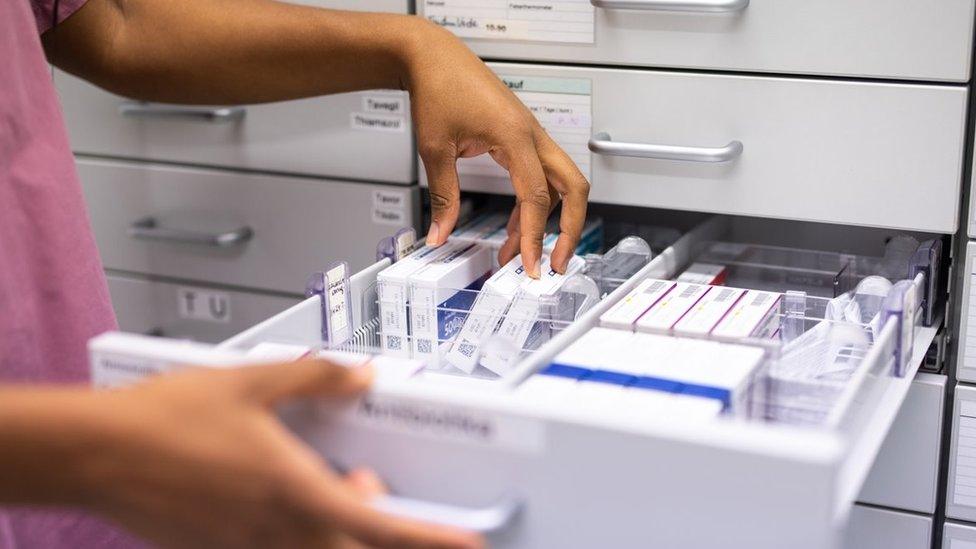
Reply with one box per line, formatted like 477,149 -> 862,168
536,132 -> 590,273
421,146 -> 462,247
344,468 -> 387,499
335,499 -> 484,549
497,185 -> 560,269
234,358 -> 373,406
496,138 -> 550,278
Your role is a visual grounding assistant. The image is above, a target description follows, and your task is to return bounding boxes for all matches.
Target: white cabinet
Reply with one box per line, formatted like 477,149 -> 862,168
421,0 -> 975,82
107,273 -> 299,343
946,385 -> 976,522
79,158 -> 420,293
844,505 -> 932,549
428,63 -> 967,233
953,244 -> 976,383
945,521 -> 976,548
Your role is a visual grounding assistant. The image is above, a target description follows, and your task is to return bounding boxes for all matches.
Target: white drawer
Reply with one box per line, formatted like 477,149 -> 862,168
426,63 -> 966,233
89,219 -> 940,549
955,243 -> 976,383
422,0 -> 975,82
107,273 -> 299,343
946,385 -> 976,522
80,158 -> 420,293
57,73 -> 415,185
843,505 -> 932,549
293,0 -> 408,10
858,373 -> 946,514
946,521 -> 976,548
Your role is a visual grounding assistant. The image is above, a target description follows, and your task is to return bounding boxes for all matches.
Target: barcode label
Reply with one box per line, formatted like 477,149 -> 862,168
715,288 -> 735,301
713,290 -> 783,339
635,283 -> 710,332
673,287 -> 746,336
386,335 -> 403,351
645,280 -> 668,294
752,293 -> 771,306
680,285 -> 703,298
600,279 -> 676,330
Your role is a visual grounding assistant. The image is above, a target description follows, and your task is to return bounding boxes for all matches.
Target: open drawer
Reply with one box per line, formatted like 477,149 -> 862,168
88,216 -> 941,549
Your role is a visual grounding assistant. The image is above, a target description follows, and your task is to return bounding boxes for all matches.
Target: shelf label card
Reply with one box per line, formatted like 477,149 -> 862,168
457,75 -> 592,182
351,112 -> 406,133
423,0 -> 595,44
177,287 -> 231,323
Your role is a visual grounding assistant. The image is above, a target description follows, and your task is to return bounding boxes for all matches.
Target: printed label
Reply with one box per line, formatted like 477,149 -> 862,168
457,75 -> 592,181
363,95 -> 406,115
374,189 -> 407,210
348,394 -> 546,454
177,287 -> 230,323
373,208 -> 406,226
351,112 -> 406,133
423,0 -> 595,44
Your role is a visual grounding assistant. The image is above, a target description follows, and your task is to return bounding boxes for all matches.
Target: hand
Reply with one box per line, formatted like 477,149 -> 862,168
75,359 -> 483,549
405,20 -> 590,277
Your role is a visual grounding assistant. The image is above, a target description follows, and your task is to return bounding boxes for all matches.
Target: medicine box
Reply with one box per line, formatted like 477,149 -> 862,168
635,282 -> 710,333
409,243 -> 492,367
672,287 -> 746,337
377,242 -> 461,357
677,262 -> 728,285
599,279 -> 676,331
712,290 -> 782,339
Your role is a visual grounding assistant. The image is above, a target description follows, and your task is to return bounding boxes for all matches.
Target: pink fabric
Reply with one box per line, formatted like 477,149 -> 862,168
1,1 -> 141,547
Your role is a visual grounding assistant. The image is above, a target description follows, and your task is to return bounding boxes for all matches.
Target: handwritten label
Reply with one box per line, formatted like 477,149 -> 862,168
351,113 -> 406,133
423,0 -> 594,44
457,75 -> 592,181
177,287 -> 230,323
324,263 -> 351,346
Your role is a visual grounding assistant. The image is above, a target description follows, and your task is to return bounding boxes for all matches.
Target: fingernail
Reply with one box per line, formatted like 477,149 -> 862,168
527,260 -> 541,279
426,221 -> 441,246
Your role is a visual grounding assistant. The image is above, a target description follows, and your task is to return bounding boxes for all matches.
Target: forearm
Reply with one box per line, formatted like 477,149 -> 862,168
0,387 -> 103,507
43,0 -> 433,104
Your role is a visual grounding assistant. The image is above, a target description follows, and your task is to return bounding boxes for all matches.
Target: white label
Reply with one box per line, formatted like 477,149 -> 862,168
325,264 -> 350,345
363,95 -> 406,115
177,287 -> 230,323
373,207 -> 406,226
457,76 -> 592,181
955,401 -> 976,508
374,189 -> 407,210
349,394 -> 545,454
423,0 -> 595,44
351,112 -> 406,133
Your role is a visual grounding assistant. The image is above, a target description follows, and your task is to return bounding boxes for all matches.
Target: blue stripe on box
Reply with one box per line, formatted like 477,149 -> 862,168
587,370 -> 638,387
540,364 -> 591,380
632,376 -> 683,394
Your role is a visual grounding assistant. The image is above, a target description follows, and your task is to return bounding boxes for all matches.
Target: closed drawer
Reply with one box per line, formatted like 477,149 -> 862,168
107,273 -> 299,343
858,373 -> 945,513
955,243 -> 976,382
429,63 -> 966,233
57,76 -> 415,185
422,0 -> 974,82
948,385 -> 976,522
945,521 -> 976,548
80,158 -> 420,293
843,505 -> 932,549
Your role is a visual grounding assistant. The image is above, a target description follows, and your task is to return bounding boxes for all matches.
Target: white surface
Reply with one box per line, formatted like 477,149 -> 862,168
439,0 -> 975,82
945,521 -> 976,548
957,243 -> 976,382
857,373 -> 946,514
56,74 -> 415,184
430,63 -> 967,233
79,158 -> 420,293
948,385 -> 976,521
842,505 -> 931,549
106,273 -> 299,343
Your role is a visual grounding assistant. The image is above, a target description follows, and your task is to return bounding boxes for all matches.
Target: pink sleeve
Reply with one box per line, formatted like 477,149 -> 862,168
30,0 -> 90,34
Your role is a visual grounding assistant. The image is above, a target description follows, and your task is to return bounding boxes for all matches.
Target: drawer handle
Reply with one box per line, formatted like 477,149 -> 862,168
588,132 -> 743,162
128,217 -> 253,248
118,101 -> 246,123
374,494 -> 521,535
590,0 -> 748,12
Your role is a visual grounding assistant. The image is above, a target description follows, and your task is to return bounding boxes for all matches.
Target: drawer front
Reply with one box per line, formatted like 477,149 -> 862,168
80,158 -> 420,293
58,74 -> 415,185
945,521 -> 976,548
107,273 -> 299,343
293,0 -> 408,10
956,243 -> 976,382
843,505 -> 932,549
423,0 -> 974,82
947,385 -> 976,522
858,373 -> 946,514
433,64 -> 966,233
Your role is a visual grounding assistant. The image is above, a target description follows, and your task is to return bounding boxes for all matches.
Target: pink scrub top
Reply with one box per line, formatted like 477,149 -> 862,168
1,0 -> 140,546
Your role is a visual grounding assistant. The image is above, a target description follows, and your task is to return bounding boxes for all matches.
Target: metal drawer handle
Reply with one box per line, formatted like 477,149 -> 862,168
119,101 -> 246,123
129,217 -> 253,248
374,494 -> 521,535
588,132 -> 743,163
590,0 -> 748,12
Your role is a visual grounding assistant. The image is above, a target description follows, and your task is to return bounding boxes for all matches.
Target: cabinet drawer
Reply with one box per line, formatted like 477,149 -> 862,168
422,0 -> 974,82
955,243 -> 976,382
945,521 -> 976,548
57,74 -> 415,185
843,505 -> 932,549
858,373 -> 945,514
429,63 -> 966,233
90,218 -> 940,549
107,273 -> 299,343
80,158 -> 420,293
946,385 -> 976,522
